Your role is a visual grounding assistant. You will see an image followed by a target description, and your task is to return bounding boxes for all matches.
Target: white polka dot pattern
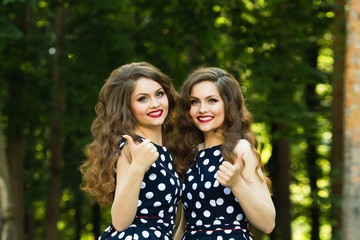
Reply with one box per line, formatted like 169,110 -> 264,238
99,138 -> 181,240
181,144 -> 252,240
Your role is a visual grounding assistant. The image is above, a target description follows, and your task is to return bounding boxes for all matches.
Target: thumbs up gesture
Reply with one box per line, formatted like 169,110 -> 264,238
215,151 -> 245,188
122,135 -> 159,173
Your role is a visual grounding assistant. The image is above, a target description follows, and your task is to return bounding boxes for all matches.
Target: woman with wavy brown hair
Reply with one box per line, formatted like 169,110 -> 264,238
174,67 -> 275,240
80,62 -> 182,240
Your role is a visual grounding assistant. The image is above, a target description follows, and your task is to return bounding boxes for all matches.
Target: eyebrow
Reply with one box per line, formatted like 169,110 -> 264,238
135,87 -> 164,97
189,95 -> 219,99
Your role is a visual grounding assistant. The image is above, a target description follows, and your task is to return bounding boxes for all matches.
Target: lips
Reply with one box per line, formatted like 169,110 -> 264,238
147,109 -> 163,118
197,115 -> 214,123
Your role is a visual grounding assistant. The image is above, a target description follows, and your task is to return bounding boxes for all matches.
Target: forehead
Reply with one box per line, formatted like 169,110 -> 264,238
132,77 -> 162,94
190,81 -> 220,97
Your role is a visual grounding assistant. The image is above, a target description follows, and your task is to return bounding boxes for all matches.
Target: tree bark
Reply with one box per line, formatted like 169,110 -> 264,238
305,44 -> 321,240
304,96 -> 321,240
93,204 -> 101,239
342,0 -> 360,239
74,191 -> 82,240
24,203 -> 35,240
331,0 -> 345,239
0,104 -> 18,240
6,84 -> 24,240
44,1 -> 67,240
5,7 -> 33,240
268,123 -> 292,240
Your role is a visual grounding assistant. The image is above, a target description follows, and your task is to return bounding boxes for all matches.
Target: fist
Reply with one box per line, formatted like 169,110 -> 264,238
215,152 -> 244,188
123,135 -> 159,172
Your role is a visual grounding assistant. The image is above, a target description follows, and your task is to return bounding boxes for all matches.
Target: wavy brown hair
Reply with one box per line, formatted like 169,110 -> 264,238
174,67 -> 271,191
80,62 -> 179,205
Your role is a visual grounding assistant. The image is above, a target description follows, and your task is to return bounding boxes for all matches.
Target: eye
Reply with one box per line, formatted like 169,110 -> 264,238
208,98 -> 218,103
156,91 -> 165,97
138,96 -> 147,102
190,99 -> 199,105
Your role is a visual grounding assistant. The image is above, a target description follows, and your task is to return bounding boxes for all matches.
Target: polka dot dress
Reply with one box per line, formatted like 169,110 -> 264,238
181,145 -> 254,240
99,138 -> 182,240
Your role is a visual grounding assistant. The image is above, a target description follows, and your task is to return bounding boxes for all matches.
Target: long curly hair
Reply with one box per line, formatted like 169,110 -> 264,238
80,62 -> 179,205
174,67 -> 271,190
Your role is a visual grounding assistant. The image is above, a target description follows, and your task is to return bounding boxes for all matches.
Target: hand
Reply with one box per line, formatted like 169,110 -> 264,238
122,135 -> 159,173
215,151 -> 245,189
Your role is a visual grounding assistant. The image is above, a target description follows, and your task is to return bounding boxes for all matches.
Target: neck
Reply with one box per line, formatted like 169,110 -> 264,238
203,131 -> 224,149
135,126 -> 163,145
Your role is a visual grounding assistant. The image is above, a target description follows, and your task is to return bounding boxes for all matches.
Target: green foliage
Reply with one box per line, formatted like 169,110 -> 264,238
0,17 -> 23,39
0,0 -> 335,239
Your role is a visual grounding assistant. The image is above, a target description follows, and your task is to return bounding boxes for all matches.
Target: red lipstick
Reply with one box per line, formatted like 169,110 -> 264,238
197,115 -> 214,123
147,110 -> 163,118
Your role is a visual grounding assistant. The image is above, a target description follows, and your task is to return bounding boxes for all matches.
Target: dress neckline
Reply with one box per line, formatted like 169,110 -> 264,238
198,143 -> 222,151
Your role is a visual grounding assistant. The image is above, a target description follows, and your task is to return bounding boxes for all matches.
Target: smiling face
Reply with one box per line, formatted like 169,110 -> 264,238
130,77 -> 169,134
189,81 -> 225,135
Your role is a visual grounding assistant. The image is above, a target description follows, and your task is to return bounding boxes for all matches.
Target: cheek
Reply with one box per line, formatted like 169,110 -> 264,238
217,103 -> 225,117
131,102 -> 144,117
216,109 -> 225,118
189,107 -> 197,120
163,97 -> 169,111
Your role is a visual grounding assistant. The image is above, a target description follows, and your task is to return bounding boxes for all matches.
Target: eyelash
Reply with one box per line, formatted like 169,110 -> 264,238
156,91 -> 165,97
137,91 -> 165,102
190,99 -> 218,105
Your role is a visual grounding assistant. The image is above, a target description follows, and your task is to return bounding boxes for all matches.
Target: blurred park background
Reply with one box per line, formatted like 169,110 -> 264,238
0,0 -> 359,240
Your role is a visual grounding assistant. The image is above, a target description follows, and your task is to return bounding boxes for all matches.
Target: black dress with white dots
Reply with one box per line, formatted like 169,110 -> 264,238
181,145 -> 254,240
99,138 -> 182,240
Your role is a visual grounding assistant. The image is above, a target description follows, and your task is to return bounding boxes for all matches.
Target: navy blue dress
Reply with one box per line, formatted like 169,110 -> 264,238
181,145 -> 254,240
99,139 -> 182,240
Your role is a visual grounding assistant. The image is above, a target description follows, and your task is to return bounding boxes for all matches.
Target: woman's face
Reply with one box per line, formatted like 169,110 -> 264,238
130,77 -> 169,132
188,81 -> 225,134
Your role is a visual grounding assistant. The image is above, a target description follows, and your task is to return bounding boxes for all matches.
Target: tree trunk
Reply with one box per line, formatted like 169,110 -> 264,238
93,204 -> 101,239
44,1 -> 67,240
268,123 -> 292,240
307,143 -> 320,240
24,203 -> 35,240
331,0 -> 345,239
6,82 -> 24,240
342,0 -> 360,239
5,7 -> 33,240
0,104 -> 18,240
305,45 -> 321,240
304,103 -> 320,240
74,191 -> 82,240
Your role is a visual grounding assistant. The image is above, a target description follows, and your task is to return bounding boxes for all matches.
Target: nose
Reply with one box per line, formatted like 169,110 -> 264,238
199,102 -> 207,113
150,98 -> 160,108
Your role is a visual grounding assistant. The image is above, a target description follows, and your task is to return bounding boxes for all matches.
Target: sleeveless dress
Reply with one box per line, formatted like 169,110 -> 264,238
99,138 -> 182,240
181,145 -> 254,240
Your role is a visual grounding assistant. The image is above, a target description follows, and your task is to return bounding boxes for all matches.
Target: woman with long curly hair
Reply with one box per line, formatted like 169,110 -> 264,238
174,67 -> 275,240
80,62 -> 182,240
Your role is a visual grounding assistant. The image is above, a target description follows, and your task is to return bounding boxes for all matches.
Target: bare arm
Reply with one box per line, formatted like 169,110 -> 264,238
216,139 -> 275,234
111,136 -> 159,231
